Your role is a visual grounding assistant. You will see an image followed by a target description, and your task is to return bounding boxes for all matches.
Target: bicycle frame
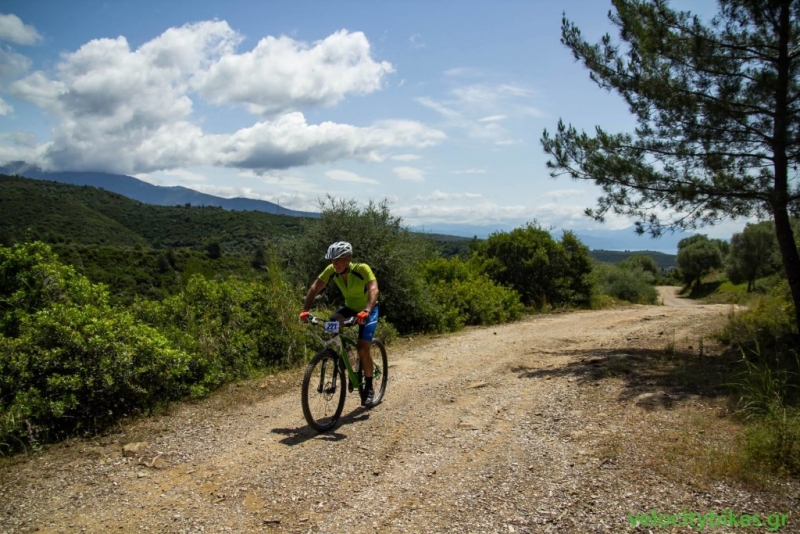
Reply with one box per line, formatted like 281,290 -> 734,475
307,314 -> 364,388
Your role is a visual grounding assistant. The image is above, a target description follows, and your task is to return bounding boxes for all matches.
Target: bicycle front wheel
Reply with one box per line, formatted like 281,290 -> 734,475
359,339 -> 388,406
301,349 -> 346,432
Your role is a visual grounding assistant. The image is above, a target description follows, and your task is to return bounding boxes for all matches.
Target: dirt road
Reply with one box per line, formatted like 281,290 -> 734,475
1,289 -> 797,533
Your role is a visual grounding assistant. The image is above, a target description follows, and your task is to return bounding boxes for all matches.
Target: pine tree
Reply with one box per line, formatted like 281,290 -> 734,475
541,0 -> 800,334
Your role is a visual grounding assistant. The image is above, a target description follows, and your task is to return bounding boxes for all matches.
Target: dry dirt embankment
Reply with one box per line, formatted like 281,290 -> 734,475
1,288 -> 798,533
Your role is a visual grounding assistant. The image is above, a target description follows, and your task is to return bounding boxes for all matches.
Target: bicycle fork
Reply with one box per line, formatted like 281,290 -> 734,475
317,358 -> 339,395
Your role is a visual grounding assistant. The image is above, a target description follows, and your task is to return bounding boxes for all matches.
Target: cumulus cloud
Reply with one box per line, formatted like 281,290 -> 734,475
207,114 -> 444,172
0,47 -> 32,83
195,30 -> 394,116
392,166 -> 424,181
4,21 -> 443,174
0,96 -> 10,115
324,169 -> 379,184
0,14 -> 42,45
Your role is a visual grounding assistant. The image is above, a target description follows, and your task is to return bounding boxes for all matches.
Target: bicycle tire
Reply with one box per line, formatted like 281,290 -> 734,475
359,339 -> 388,406
301,349 -> 346,432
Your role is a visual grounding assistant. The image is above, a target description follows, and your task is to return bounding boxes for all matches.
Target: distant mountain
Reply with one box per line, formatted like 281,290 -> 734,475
0,162 -> 319,218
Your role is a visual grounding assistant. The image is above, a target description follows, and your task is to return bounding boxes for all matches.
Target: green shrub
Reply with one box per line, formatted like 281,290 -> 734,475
0,243 -> 194,450
0,306 -> 191,449
0,242 -> 308,452
422,257 -> 523,331
471,223 -> 593,309
591,262 -> 658,304
133,269 -> 306,396
0,242 -> 106,337
719,283 -> 797,353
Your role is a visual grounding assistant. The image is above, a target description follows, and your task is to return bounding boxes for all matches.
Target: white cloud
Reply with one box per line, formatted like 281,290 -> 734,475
535,202 -> 632,231
416,96 -> 461,120
0,96 -> 11,115
243,169 -> 320,193
194,30 -> 394,116
478,114 -> 506,123
444,67 -> 482,78
393,166 -> 424,181
391,153 -> 420,161
416,190 -> 483,201
0,132 -> 43,163
451,168 -> 486,174
417,83 -> 539,144
208,114 -> 444,172
0,14 -> 42,45
498,84 -> 535,98
409,33 -> 425,49
325,169 -> 379,184
395,202 -> 529,225
2,131 -> 36,146
0,47 -> 32,83
5,21 -> 444,174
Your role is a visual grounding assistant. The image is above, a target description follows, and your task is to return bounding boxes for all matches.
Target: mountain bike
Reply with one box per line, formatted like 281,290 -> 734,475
301,313 -> 388,432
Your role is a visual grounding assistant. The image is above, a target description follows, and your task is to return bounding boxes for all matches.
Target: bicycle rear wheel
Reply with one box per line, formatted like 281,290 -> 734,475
301,349 -> 346,432
358,339 -> 388,406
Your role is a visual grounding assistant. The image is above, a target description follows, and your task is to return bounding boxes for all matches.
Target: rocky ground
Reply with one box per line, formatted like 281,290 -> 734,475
1,287 -> 797,533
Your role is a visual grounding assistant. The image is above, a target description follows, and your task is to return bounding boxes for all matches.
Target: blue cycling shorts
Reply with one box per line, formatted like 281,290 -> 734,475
332,305 -> 379,342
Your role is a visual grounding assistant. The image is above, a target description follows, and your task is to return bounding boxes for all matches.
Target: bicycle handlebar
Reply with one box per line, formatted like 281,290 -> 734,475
306,312 -> 358,328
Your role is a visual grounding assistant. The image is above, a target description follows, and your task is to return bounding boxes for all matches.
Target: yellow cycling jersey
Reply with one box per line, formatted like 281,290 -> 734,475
318,262 -> 376,311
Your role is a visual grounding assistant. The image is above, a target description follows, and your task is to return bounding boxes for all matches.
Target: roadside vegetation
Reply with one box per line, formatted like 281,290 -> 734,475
0,182 -> 664,454
2,176 -> 799,485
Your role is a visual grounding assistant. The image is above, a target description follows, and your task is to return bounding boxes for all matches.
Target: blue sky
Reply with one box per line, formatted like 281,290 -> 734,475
0,0 -> 743,250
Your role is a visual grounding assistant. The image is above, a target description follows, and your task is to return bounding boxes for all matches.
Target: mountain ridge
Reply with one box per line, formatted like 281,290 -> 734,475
0,162 -> 680,260
0,162 -> 318,218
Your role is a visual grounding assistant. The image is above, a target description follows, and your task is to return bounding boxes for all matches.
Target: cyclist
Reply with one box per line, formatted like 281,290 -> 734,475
300,241 -> 380,406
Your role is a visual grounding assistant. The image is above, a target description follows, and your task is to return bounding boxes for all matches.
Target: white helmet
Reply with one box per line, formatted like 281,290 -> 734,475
325,241 -> 353,260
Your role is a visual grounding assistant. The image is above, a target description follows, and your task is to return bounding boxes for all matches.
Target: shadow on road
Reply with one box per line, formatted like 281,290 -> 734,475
271,406 -> 372,445
512,345 -> 741,411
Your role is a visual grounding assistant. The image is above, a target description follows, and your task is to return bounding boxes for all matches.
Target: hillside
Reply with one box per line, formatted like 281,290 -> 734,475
1,174 -> 676,269
0,174 -> 306,253
0,162 -> 318,218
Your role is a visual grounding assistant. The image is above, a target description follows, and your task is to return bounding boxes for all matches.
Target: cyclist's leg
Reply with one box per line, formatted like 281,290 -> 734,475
357,307 -> 379,404
357,306 -> 379,373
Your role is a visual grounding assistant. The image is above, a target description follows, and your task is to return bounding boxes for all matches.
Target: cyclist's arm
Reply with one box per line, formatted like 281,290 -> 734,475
302,278 -> 327,311
364,279 -> 379,312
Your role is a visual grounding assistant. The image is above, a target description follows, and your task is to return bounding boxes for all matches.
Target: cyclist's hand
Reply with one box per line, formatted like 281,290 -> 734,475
300,311 -> 310,323
356,309 -> 370,325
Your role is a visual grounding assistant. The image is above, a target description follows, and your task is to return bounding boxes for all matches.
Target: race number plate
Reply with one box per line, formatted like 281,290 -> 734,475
324,321 -> 340,334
